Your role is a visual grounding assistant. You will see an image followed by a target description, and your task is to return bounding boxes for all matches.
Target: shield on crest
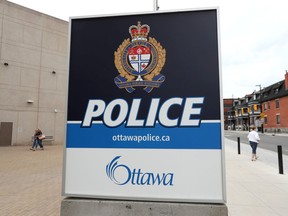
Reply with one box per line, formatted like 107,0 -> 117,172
128,46 -> 151,73
114,21 -> 166,93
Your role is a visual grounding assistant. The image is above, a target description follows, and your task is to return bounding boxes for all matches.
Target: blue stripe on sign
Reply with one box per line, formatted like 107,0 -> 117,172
66,122 -> 222,149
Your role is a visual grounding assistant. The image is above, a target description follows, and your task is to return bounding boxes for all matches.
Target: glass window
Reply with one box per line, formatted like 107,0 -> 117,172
275,88 -> 279,94
276,99 -> 279,109
264,116 -> 267,124
243,108 -> 248,114
276,115 -> 280,125
263,103 -> 266,111
268,101 -> 270,109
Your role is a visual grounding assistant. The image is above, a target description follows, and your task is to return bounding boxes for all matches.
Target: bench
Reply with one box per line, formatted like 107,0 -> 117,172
31,135 -> 54,145
42,136 -> 54,145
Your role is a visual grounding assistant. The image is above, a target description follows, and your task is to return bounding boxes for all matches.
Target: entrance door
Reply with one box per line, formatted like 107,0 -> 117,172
0,122 -> 13,146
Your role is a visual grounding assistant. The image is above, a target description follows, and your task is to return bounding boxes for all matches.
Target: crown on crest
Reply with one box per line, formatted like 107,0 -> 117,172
129,21 -> 150,41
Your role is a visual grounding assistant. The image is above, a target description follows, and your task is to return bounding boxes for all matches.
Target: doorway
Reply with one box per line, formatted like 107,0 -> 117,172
0,122 -> 13,146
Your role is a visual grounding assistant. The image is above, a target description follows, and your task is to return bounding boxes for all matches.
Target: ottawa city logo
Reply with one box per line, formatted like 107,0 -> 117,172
114,21 -> 166,93
106,156 -> 174,186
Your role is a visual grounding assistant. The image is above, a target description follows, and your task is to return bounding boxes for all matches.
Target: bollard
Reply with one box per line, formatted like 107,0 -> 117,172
277,145 -> 284,174
237,137 -> 241,155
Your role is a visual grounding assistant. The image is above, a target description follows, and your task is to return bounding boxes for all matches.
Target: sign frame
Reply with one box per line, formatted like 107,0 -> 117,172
62,7 -> 226,204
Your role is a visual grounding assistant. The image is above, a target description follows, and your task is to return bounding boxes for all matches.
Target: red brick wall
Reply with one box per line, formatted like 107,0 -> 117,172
280,97 -> 288,127
224,99 -> 233,111
263,96 -> 288,128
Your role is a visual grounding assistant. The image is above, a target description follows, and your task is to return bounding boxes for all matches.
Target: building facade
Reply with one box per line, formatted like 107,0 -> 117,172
261,72 -> 288,133
0,0 -> 68,145
223,98 -> 233,130
234,96 -> 250,131
225,72 -> 288,133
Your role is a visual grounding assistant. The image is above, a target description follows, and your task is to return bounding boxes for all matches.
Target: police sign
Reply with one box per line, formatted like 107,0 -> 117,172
63,8 -> 226,203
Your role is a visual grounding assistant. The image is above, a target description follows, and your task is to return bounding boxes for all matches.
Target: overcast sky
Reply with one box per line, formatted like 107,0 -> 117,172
8,0 -> 288,98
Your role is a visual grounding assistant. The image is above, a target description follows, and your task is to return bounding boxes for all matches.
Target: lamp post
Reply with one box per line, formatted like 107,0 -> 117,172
256,84 -> 264,133
154,0 -> 159,11
245,95 -> 250,130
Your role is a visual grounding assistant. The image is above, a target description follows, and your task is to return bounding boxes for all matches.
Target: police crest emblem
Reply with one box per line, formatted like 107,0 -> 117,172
114,21 -> 166,93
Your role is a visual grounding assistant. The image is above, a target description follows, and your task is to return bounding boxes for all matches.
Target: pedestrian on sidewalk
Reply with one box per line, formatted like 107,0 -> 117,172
247,125 -> 260,161
30,129 -> 45,151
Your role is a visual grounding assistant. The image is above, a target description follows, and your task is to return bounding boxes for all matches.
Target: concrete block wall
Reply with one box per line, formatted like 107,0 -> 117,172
0,0 -> 68,145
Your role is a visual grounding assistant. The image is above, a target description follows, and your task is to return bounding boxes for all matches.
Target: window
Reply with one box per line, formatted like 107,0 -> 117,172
264,116 -> 267,124
263,103 -> 266,111
275,99 -> 279,109
276,114 -> 280,125
254,104 -> 258,112
275,88 -> 279,94
242,108 -> 248,114
268,101 -> 270,109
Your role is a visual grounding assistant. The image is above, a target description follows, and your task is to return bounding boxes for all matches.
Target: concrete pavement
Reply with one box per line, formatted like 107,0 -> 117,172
0,138 -> 288,216
0,145 -> 63,216
225,138 -> 288,216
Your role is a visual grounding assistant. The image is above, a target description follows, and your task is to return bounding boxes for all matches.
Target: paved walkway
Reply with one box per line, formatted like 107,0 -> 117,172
225,138 -> 288,216
0,145 -> 63,216
0,138 -> 288,216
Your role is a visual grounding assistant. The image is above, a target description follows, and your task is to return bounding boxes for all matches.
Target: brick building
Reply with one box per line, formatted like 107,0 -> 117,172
261,72 -> 288,133
225,71 -> 288,133
223,98 -> 234,129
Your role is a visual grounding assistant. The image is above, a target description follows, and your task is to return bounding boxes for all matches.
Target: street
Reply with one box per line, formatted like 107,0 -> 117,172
224,130 -> 288,155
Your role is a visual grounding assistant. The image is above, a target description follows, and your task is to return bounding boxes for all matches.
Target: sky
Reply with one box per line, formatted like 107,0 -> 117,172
8,0 -> 288,98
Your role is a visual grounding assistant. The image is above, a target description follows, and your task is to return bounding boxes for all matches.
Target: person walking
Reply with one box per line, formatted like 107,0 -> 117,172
247,125 -> 260,161
30,129 -> 44,151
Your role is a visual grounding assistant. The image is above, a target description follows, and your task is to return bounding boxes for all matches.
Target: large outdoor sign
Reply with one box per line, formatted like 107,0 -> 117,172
63,8 -> 226,203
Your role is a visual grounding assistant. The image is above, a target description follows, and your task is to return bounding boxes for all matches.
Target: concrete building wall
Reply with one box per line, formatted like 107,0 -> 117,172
0,0 -> 68,145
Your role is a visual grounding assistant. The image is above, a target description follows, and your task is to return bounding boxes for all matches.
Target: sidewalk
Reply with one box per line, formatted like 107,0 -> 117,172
227,129 -> 288,137
0,145 -> 63,216
0,140 -> 288,216
225,138 -> 288,216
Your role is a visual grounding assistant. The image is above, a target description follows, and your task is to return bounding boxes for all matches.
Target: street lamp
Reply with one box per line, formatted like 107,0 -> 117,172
154,0 -> 159,11
256,84 -> 264,133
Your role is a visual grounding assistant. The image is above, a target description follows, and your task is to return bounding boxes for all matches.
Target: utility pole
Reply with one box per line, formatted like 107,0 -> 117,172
256,84 -> 264,133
